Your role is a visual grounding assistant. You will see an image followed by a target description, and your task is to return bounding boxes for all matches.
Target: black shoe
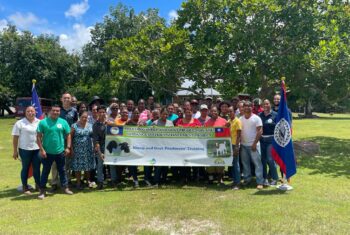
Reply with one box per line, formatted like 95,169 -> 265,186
97,183 -> 103,190
50,184 -> 58,192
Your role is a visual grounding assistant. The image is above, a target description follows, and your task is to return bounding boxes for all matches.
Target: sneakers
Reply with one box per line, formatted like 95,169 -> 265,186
256,185 -> 263,190
64,188 -> 74,195
263,179 -> 270,187
134,181 -> 139,188
232,185 -> 240,190
38,189 -> 46,200
23,185 -> 32,195
144,180 -> 152,187
270,180 -> 277,186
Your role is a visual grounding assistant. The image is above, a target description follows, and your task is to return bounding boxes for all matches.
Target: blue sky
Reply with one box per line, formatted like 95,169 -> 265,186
0,0 -> 183,52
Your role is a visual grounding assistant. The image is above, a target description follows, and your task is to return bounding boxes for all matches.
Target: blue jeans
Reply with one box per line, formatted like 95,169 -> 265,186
231,145 -> 241,185
154,166 -> 168,184
128,166 -> 138,182
144,166 -> 153,182
40,152 -> 68,188
97,156 -> 104,183
18,148 -> 41,187
240,145 -> 264,185
260,137 -> 279,181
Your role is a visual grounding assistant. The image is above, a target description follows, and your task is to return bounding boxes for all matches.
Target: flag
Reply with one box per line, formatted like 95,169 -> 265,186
215,127 -> 230,137
31,80 -> 44,119
271,79 -> 297,179
28,80 -> 44,179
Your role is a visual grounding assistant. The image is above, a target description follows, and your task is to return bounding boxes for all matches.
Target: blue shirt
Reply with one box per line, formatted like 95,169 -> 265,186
60,106 -> 78,126
167,113 -> 178,121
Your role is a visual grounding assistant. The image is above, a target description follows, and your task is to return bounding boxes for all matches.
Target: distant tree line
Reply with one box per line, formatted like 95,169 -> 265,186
0,0 -> 349,116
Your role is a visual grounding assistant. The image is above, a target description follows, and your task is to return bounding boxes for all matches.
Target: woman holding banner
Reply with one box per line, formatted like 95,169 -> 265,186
12,106 -> 41,194
175,108 -> 201,184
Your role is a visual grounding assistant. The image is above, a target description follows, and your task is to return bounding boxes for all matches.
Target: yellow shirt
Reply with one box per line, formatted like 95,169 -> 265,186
229,117 -> 242,145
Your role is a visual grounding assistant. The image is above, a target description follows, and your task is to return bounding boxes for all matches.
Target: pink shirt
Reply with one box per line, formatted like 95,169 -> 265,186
204,117 -> 227,127
139,109 -> 151,122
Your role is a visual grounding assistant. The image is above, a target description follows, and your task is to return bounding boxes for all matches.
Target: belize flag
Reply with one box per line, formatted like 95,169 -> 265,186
271,79 -> 297,179
31,80 -> 44,119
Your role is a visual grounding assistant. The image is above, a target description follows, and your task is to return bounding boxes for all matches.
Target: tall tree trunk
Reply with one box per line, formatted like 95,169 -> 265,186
304,98 -> 313,117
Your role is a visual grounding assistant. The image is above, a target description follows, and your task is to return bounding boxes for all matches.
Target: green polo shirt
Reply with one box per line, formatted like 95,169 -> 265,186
37,117 -> 70,154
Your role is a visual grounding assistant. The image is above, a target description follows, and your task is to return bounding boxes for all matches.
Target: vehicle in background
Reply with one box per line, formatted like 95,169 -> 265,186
15,97 -> 53,118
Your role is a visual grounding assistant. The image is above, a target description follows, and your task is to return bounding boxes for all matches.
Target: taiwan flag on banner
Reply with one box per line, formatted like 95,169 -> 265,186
215,127 -> 230,138
31,81 -> 44,119
271,79 -> 297,179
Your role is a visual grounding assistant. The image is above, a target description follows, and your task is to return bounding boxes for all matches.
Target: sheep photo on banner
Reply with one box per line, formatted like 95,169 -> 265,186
104,126 -> 233,166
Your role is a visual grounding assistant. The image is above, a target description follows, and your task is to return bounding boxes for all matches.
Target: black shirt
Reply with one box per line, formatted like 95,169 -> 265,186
93,121 -> 106,153
259,111 -> 278,136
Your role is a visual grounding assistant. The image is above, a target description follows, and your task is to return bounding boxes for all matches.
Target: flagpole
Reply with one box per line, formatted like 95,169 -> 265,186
277,76 -> 293,191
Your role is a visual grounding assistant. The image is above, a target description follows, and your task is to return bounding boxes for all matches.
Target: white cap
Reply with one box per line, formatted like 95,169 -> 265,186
200,104 -> 208,110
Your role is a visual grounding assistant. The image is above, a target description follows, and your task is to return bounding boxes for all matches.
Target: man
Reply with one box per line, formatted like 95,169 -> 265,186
273,94 -> 292,122
167,104 -> 178,122
259,99 -> 279,186
205,106 -> 228,184
190,99 -> 200,118
147,96 -> 155,111
227,106 -> 242,189
198,104 -> 210,126
107,97 -> 119,115
253,98 -> 263,114
37,105 -> 73,199
239,101 -> 264,189
92,105 -> 108,190
51,93 -> 78,190
235,101 -> 244,118
126,100 -> 135,119
71,96 -> 78,109
204,96 -> 213,109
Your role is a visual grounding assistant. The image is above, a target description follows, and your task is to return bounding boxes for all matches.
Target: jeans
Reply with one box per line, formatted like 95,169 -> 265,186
260,137 -> 279,181
96,156 -> 104,183
40,152 -> 68,189
154,166 -> 168,184
231,145 -> 241,185
144,166 -> 153,182
128,166 -> 138,182
18,149 -> 41,187
240,145 -> 264,185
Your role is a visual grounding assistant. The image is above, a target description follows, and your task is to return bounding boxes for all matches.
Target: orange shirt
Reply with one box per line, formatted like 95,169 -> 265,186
115,118 -> 128,126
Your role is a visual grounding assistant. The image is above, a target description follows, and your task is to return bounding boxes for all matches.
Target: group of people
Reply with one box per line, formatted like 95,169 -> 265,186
12,92 -> 286,199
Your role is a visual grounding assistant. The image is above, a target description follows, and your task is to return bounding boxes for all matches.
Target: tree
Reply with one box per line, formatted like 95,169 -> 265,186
0,25 -> 80,101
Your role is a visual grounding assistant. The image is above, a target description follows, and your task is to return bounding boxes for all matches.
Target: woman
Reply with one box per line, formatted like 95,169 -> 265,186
152,108 -> 174,187
78,102 -> 88,115
12,106 -> 41,194
71,111 -> 96,189
125,109 -> 141,187
176,108 -> 201,127
137,99 -> 151,124
219,101 -> 231,120
175,108 -> 201,183
114,108 -> 129,126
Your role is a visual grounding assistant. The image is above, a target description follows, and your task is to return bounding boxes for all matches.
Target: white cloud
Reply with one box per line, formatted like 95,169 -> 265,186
8,12 -> 46,29
0,19 -> 8,31
168,10 -> 179,22
65,0 -> 89,19
59,24 -> 92,53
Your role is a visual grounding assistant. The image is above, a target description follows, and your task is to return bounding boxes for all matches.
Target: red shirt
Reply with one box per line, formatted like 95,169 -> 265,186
204,117 -> 227,127
176,118 -> 201,127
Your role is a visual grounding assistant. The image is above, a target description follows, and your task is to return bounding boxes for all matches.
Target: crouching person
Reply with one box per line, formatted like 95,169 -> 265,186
37,105 -> 73,199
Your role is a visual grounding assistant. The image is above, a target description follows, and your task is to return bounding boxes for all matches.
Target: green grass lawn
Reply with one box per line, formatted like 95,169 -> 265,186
0,116 -> 349,234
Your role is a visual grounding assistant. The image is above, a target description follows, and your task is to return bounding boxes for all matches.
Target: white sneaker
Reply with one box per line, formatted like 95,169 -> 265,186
270,180 -> 277,186
134,181 -> 139,188
263,179 -> 269,186
145,180 -> 152,187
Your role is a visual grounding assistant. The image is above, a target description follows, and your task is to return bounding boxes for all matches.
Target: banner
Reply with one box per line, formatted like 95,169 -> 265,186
104,126 -> 233,166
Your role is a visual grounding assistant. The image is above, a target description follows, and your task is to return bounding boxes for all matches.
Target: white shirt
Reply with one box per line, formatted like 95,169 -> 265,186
12,118 -> 40,150
193,111 -> 201,119
240,114 -> 262,146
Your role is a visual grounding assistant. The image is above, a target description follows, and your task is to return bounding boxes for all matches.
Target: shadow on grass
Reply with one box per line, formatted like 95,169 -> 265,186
298,137 -> 350,178
252,189 -> 288,196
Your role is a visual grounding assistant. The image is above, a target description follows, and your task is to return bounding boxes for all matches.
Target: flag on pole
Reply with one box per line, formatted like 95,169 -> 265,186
27,79 -> 44,179
271,78 -> 297,179
31,79 -> 44,119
